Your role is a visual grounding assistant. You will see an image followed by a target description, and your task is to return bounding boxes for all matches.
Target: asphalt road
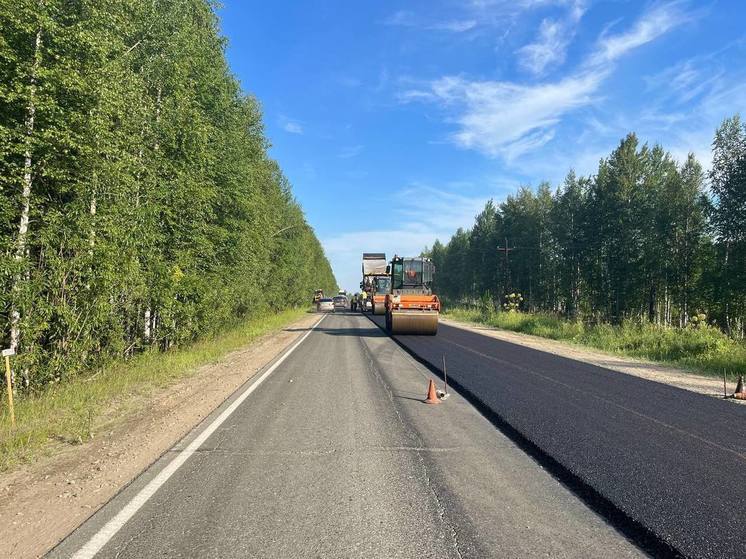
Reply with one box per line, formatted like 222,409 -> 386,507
50,312 -> 644,558
367,314 -> 746,559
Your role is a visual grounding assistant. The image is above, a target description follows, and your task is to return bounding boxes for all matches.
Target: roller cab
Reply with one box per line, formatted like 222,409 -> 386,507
385,256 -> 440,335
372,275 -> 390,315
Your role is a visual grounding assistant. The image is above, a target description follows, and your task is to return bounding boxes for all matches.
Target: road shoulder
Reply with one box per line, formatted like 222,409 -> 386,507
0,312 -> 321,559
440,316 -> 737,401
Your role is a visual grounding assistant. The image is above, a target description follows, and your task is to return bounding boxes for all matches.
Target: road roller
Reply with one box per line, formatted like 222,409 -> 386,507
372,275 -> 390,315
385,256 -> 440,335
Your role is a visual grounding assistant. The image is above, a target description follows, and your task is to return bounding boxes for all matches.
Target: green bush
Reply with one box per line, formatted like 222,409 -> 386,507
444,307 -> 746,377
0,308 -> 308,471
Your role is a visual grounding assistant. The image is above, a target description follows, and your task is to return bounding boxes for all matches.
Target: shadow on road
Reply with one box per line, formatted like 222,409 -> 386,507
391,390 -> 426,403
315,326 -> 386,338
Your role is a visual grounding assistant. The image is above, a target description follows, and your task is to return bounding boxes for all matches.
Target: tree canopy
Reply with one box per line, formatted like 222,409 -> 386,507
427,120 -> 746,336
0,0 -> 337,390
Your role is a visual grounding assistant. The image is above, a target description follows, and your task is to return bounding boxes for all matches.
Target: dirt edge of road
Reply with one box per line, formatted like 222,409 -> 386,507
0,312 -> 322,559
441,317 -> 743,403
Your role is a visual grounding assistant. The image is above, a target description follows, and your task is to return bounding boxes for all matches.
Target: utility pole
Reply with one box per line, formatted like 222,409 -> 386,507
497,237 -> 514,293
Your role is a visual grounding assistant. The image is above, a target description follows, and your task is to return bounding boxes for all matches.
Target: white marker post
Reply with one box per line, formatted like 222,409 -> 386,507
2,348 -> 15,427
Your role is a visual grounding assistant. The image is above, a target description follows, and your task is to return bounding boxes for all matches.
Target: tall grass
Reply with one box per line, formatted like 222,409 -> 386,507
0,308 -> 309,471
444,307 -> 746,377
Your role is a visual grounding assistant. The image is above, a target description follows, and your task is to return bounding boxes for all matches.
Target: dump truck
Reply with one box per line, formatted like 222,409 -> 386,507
361,253 -> 388,313
384,256 -> 440,335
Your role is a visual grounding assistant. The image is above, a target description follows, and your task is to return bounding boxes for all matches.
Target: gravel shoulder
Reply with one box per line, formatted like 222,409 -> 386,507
0,312 -> 321,559
440,317 -> 741,402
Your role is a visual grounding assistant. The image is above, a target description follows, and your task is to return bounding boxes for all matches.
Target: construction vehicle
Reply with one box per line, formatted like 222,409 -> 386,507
361,253 -> 387,313
371,275 -> 390,315
385,256 -> 440,335
313,289 -> 324,304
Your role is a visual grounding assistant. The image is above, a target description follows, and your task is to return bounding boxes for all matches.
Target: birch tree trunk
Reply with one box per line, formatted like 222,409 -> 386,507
89,175 -> 97,249
143,85 -> 162,343
9,22 -> 43,388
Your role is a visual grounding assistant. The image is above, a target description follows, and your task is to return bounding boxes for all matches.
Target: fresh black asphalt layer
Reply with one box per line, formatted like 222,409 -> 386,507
367,314 -> 746,559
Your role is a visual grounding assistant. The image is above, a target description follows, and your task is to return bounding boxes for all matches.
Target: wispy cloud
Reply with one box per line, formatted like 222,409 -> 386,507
644,57 -> 724,105
638,45 -> 746,168
322,183 -> 510,289
429,19 -> 479,32
384,10 -> 478,33
403,72 -> 603,160
279,115 -> 304,135
589,1 -> 693,65
516,0 -> 586,75
338,145 -> 363,159
382,10 -> 417,27
401,1 -> 693,161
283,122 -> 303,134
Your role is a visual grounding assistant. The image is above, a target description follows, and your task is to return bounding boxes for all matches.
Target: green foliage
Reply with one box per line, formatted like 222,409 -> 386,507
709,115 -> 746,333
0,308 -> 309,470
430,120 -> 746,338
0,1 -> 336,393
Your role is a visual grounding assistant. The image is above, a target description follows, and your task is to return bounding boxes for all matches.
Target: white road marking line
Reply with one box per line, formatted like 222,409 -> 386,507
71,314 -> 326,559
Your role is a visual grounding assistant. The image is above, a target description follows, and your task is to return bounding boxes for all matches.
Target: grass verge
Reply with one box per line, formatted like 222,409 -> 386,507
0,308 -> 309,471
443,307 -> 746,378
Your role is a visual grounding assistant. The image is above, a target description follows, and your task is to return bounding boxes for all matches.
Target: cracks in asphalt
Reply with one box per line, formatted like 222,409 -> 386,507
358,328 -> 465,559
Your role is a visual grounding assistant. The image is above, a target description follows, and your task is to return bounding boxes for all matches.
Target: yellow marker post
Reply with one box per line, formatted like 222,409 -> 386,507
2,348 -> 15,428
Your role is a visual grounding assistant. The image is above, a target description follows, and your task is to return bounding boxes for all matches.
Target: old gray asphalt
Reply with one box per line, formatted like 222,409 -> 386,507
50,312 -> 645,558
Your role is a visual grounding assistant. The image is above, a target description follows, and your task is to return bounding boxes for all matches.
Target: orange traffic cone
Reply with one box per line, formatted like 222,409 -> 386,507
735,375 -> 744,395
733,375 -> 745,400
424,379 -> 441,405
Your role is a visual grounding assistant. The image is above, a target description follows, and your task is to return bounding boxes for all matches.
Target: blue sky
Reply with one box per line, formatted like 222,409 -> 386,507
218,1 -> 746,291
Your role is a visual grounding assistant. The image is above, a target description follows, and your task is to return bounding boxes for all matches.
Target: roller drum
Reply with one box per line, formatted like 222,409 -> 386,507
373,302 -> 386,315
388,310 -> 438,335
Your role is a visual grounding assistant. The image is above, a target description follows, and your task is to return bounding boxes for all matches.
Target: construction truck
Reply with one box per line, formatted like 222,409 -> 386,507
361,253 -> 387,313
385,256 -> 440,335
313,289 -> 324,304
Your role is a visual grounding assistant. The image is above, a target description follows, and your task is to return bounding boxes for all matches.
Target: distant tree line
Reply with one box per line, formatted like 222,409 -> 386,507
0,1 -> 336,390
427,116 -> 746,337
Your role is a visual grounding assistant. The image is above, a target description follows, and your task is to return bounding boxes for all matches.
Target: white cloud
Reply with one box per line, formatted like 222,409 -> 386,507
338,145 -> 363,159
283,122 -> 303,134
517,19 -> 568,75
382,10 -> 417,27
589,1 -> 692,65
630,41 -> 746,171
384,10 -> 478,33
429,19 -> 479,32
321,183 -> 509,290
645,57 -> 724,105
401,1 -> 693,162
516,1 -> 586,75
279,115 -> 304,135
405,72 -> 603,160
